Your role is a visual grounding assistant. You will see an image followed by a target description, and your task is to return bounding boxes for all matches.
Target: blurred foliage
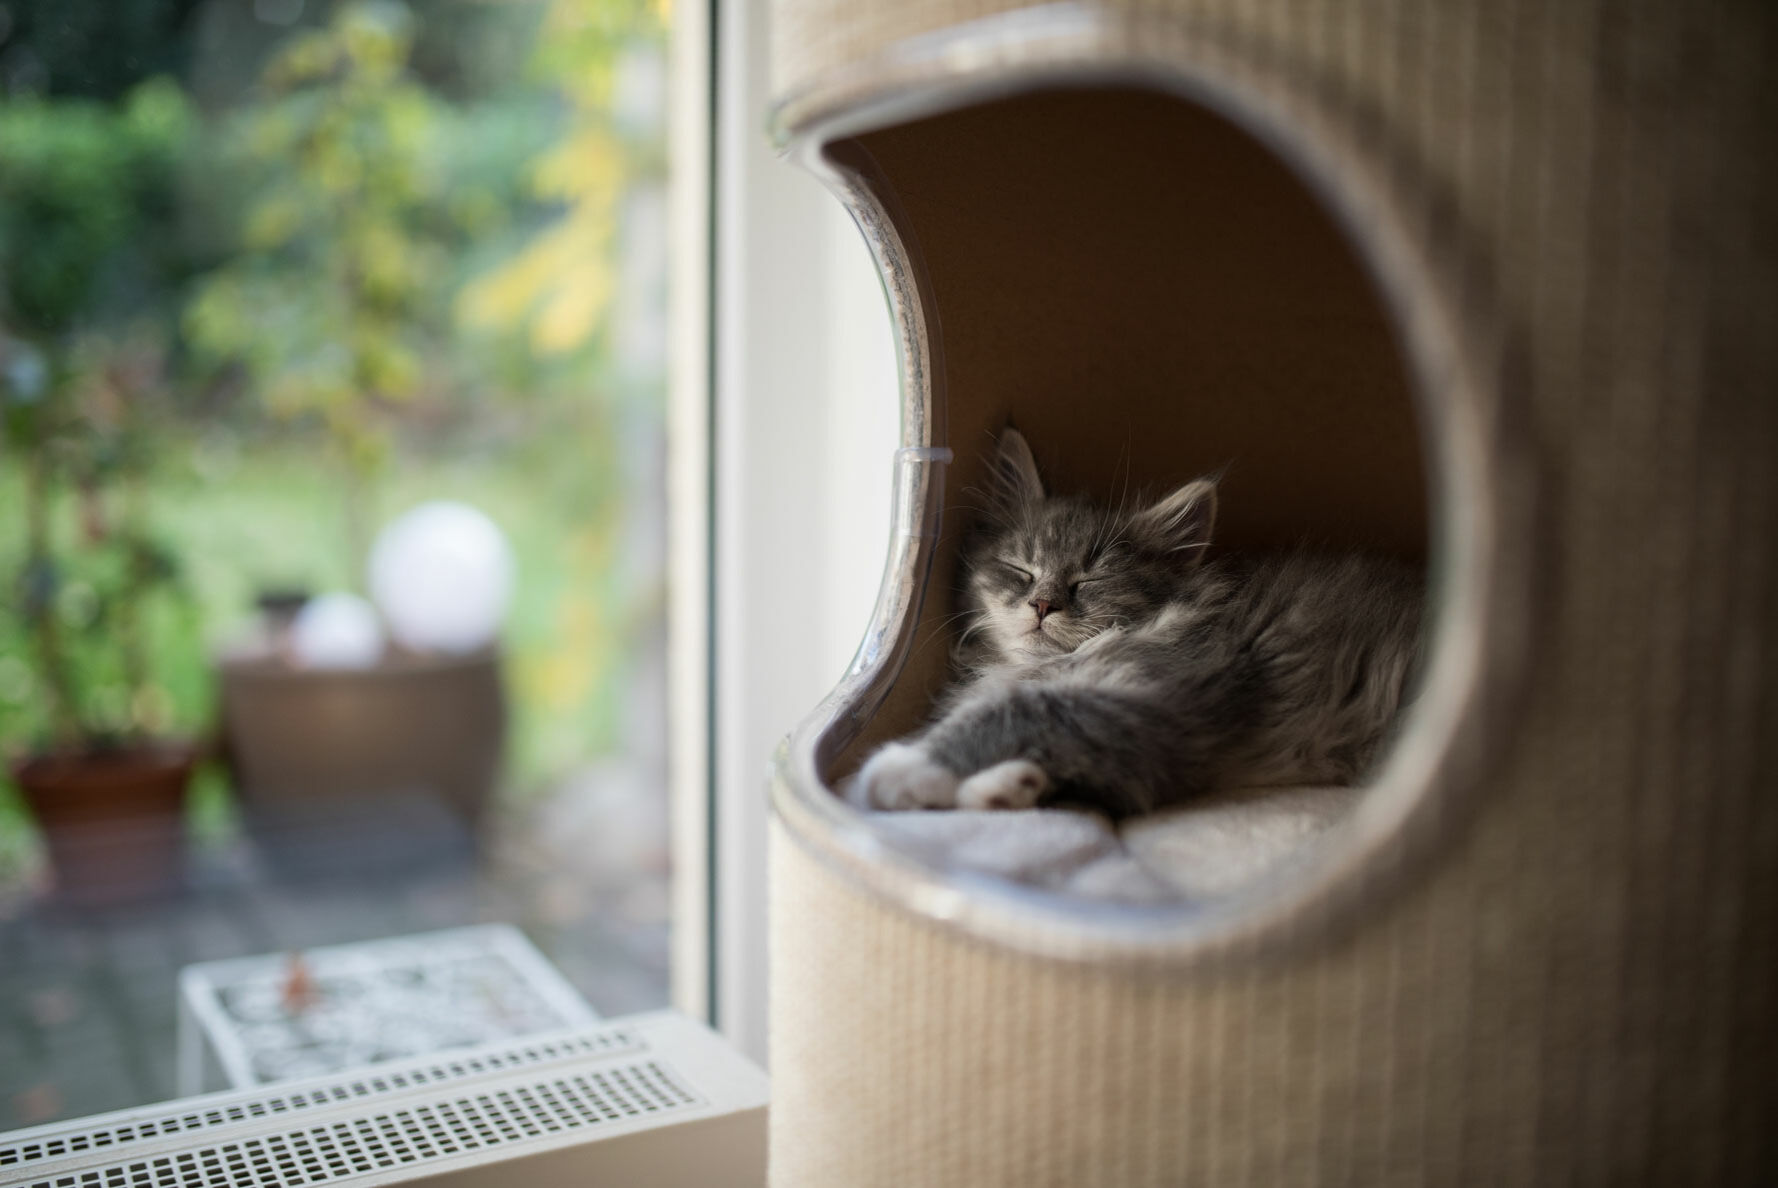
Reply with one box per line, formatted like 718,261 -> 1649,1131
0,79 -> 193,335
2,0 -> 668,812
0,80 -> 198,748
458,0 -> 667,356
0,0 -> 203,102
183,1 -> 449,487
0,328 -> 197,748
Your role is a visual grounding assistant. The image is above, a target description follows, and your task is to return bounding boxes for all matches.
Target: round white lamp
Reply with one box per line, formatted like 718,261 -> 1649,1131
369,501 -> 514,655
289,592 -> 385,669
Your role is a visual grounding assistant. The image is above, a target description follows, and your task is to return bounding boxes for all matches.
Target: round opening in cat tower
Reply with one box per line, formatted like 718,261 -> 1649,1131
775,81 -> 1528,961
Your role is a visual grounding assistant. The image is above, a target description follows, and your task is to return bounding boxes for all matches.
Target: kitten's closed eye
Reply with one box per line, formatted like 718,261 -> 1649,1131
1070,569 -> 1123,599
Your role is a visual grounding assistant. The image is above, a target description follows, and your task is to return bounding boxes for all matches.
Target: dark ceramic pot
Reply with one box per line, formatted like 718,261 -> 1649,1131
11,743 -> 196,907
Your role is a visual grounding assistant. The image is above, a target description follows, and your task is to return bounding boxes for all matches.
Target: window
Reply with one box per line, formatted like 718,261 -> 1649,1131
0,0 -> 674,1128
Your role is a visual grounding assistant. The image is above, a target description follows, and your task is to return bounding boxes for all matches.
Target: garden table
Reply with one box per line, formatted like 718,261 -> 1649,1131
175,923 -> 598,1096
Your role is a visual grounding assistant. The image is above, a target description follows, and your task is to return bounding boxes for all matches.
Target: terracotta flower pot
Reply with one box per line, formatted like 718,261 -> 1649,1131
11,743 -> 196,908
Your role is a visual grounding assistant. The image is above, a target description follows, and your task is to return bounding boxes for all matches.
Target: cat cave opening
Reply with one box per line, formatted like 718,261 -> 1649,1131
799,84 -> 1443,921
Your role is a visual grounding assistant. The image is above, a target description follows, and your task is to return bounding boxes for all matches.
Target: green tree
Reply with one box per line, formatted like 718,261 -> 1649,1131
183,0 -> 451,580
456,0 -> 669,764
457,0 -> 666,356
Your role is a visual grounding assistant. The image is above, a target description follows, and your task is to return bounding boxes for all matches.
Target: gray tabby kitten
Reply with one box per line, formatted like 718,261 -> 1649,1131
851,428 -> 1424,819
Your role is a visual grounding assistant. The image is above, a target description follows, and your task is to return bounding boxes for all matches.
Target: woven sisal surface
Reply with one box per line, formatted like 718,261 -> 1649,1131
768,1 -> 1778,1183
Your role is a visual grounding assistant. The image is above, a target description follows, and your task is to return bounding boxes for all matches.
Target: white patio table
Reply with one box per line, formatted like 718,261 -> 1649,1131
176,923 -> 599,1095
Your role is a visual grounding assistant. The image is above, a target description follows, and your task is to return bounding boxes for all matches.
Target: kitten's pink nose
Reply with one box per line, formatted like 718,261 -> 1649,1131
1031,599 -> 1054,624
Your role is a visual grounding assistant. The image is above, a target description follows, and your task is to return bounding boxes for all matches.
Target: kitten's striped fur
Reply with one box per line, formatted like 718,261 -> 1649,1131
853,428 -> 1424,819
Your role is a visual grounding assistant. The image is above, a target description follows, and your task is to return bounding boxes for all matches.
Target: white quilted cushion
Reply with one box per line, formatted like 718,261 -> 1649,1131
863,785 -> 1362,904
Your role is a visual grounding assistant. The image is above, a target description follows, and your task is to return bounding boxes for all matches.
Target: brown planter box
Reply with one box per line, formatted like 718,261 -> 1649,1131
217,648 -> 507,876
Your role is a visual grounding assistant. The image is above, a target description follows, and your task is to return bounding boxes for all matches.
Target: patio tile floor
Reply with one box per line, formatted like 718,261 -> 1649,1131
0,799 -> 670,1132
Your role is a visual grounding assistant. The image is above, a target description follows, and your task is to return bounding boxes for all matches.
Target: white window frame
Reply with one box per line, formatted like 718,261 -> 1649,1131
666,0 -> 716,1032
669,0 -> 900,1067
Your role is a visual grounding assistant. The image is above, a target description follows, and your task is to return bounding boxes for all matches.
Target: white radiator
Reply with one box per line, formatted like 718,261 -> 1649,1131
0,1011 -> 768,1188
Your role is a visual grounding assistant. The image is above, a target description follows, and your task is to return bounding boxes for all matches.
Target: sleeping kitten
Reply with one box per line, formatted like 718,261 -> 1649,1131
851,428 -> 1424,819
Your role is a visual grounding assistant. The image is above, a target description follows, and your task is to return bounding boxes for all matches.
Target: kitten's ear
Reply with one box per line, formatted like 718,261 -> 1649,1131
1132,478 -> 1218,560
990,427 -> 1045,509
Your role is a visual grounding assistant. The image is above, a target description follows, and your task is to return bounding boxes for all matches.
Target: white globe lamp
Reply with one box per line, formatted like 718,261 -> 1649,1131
369,502 -> 514,655
289,592 -> 386,669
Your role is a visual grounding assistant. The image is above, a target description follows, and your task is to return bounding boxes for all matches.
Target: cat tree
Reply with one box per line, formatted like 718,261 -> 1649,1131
766,2 -> 1777,1183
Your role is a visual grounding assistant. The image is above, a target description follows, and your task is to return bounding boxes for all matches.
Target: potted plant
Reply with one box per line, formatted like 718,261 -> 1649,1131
3,333 -> 199,907
0,82 -> 200,907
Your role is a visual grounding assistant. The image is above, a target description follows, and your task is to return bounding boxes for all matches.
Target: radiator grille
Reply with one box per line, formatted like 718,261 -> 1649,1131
19,1060 -> 699,1188
1,1028 -> 641,1172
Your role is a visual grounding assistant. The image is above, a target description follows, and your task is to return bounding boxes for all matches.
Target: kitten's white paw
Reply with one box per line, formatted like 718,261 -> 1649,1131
956,759 -> 1050,810
852,743 -> 960,811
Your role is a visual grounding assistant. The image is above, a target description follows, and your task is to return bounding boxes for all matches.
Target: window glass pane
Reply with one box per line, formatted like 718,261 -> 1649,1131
0,0 -> 670,1126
